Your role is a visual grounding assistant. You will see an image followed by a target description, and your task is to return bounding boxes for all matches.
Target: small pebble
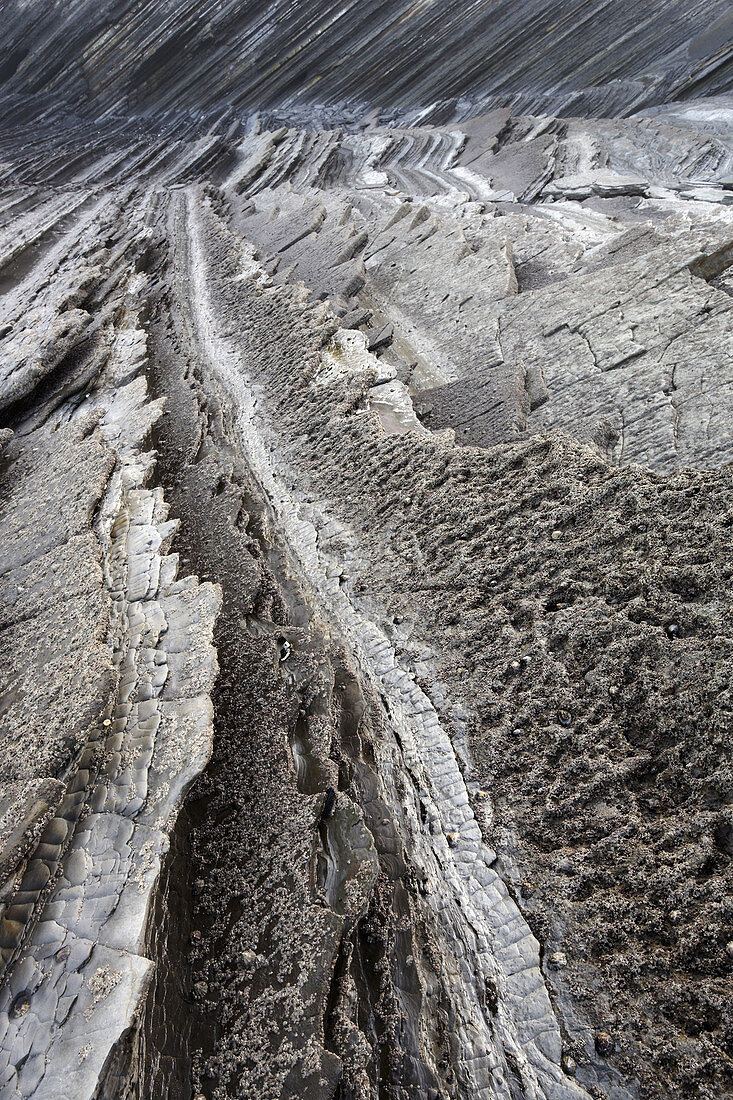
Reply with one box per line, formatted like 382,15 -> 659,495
509,659 -> 522,673
665,623 -> 680,638
446,832 -> 460,847
551,529 -> 563,540
511,727 -> 524,737
669,910 -> 681,924
557,708 -> 572,727
520,882 -> 535,898
11,994 -> 31,1018
548,951 -> 567,969
595,1031 -> 614,1056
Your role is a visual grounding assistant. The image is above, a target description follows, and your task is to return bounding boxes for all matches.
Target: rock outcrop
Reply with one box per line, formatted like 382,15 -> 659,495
0,6 -> 732,1100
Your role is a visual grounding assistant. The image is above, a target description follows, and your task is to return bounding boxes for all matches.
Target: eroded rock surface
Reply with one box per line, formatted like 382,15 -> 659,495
0,7 -> 732,1100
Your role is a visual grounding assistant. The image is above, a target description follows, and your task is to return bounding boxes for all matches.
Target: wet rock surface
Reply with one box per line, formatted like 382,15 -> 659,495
0,6 -> 732,1100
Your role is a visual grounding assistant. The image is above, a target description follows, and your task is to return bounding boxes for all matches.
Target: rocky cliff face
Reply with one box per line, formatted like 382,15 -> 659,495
0,6 -> 732,1100
1,0 -> 732,118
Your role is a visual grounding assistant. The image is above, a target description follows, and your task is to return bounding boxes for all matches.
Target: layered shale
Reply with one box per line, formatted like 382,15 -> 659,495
0,5 -> 732,1100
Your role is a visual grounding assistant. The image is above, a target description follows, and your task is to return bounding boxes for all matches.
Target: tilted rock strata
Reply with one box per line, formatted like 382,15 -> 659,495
159,183 -> 733,1099
0,0 -> 731,118
0,230 -> 219,1098
226,115 -> 733,471
0,79 -> 731,1100
174,190 -> 594,1098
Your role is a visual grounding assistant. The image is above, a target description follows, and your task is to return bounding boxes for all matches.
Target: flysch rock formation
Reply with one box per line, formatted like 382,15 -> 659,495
0,5 -> 732,1100
0,193 -> 221,1098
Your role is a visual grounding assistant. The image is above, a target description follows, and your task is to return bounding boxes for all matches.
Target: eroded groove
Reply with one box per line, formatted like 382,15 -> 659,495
143,185 -> 598,1100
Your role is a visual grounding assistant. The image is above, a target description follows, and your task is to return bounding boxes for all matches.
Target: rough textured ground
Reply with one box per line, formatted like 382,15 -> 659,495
0,6 -> 732,1100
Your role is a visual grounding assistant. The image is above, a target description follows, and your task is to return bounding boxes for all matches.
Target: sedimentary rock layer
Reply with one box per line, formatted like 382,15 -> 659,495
0,7 -> 732,1100
0,197 -> 220,1098
1,0 -> 733,118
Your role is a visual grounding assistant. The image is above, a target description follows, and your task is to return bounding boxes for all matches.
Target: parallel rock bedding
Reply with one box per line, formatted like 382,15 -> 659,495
0,216 -> 220,1098
0,5 -> 732,1100
1,0 -> 732,118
